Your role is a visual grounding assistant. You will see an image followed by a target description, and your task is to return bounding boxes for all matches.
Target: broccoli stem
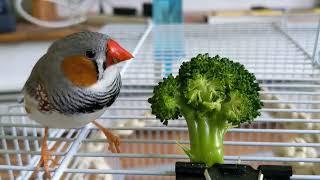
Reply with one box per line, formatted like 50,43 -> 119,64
182,106 -> 226,166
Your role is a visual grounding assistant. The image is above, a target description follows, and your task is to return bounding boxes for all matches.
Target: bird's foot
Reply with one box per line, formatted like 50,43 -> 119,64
35,128 -> 59,179
92,120 -> 121,153
35,148 -> 56,179
102,128 -> 121,153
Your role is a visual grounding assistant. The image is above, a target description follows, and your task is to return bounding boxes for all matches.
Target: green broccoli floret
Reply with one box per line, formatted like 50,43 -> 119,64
148,54 -> 263,167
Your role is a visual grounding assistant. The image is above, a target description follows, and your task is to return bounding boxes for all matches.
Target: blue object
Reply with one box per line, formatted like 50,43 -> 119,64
153,25 -> 185,77
152,0 -> 183,24
0,0 -> 16,33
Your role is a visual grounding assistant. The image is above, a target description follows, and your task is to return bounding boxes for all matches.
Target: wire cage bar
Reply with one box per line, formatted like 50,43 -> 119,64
0,14 -> 320,180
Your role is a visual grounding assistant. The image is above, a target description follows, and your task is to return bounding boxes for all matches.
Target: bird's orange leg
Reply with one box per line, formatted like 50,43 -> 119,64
92,120 -> 121,153
35,127 -> 58,179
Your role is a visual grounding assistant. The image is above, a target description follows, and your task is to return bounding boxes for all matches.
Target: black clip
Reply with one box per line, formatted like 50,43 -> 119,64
175,162 -> 292,180
258,165 -> 292,180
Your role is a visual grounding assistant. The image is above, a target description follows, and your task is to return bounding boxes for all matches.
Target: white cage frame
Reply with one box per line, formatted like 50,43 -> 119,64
0,14 -> 320,180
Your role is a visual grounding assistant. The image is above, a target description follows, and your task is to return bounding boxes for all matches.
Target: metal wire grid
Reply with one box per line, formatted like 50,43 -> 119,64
0,24 -> 147,180
0,18 -> 320,179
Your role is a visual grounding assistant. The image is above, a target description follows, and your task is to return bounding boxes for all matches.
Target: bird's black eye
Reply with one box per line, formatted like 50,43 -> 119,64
85,50 -> 96,58
103,62 -> 106,70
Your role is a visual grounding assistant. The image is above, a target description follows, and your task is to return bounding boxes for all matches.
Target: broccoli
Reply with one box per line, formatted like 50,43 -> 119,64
148,54 -> 263,167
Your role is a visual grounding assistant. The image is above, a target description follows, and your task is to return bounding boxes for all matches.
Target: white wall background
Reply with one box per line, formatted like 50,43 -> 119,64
57,0 -> 317,17
183,0 -> 316,11
105,0 -> 316,14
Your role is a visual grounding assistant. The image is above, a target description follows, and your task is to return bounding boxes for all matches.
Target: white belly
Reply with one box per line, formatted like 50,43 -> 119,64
24,94 -> 106,128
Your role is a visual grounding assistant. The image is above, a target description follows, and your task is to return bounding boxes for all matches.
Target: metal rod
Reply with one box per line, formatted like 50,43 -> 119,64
101,106 -> 320,113
64,168 -> 175,176
0,165 -> 319,179
0,127 -> 14,179
121,60 -> 316,66
122,76 -> 320,82
120,83 -> 320,88
4,97 -> 320,106
123,71 -> 318,76
52,125 -> 91,179
0,122 -> 319,134
1,138 -> 319,153
4,106 -> 320,117
312,18 -> 320,66
68,153 -> 320,163
120,20 -> 153,76
291,175 -> 320,180
0,117 -> 319,129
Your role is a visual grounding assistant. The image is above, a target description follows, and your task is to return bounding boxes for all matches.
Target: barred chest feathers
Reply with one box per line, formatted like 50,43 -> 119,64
24,66 -> 121,128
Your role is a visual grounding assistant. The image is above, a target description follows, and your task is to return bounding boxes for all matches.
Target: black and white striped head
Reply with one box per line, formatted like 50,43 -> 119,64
46,31 -> 133,87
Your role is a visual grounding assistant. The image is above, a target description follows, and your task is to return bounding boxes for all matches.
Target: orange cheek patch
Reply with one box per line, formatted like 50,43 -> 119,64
62,55 -> 98,87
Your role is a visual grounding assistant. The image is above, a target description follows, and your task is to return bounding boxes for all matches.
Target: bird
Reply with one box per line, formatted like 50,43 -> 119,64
22,31 -> 133,178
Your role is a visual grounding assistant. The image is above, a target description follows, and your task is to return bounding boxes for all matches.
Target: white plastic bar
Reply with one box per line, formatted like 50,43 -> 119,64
1,136 -> 319,148
120,60 -> 315,65
21,117 -> 31,162
18,116 -> 32,178
259,91 -> 320,96
10,125 -> 23,167
2,141 -> 320,158
32,127 -> 41,180
65,169 -> 175,176
291,175 -> 320,180
3,97 -> 320,109
83,140 -> 320,148
0,127 -> 14,179
8,109 -> 23,172
124,71 -> 319,76
119,89 -> 320,95
100,127 -> 320,134
121,82 -> 320,88
103,106 -> 320,113
2,115 -> 320,124
54,129 -> 76,153
114,99 -> 319,105
0,165 -> 55,172
122,76 -> 320,82
125,69 -> 319,74
120,20 -> 153,76
5,106 -> 320,114
0,165 -> 319,179
121,65 -> 317,71
0,119 -> 317,128
22,129 -> 67,179
272,23 -> 312,59
0,150 -> 65,156
312,18 -> 320,65
67,153 -> 320,163
64,156 -> 81,180
261,100 -> 320,104
32,129 -> 75,178
0,123 -> 320,134
52,125 -> 91,179
96,116 -> 320,123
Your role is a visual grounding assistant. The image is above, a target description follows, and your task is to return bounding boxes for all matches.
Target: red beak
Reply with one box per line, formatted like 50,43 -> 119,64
106,39 -> 134,66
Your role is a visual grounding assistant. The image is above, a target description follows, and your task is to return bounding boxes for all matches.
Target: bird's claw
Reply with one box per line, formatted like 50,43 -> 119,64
35,148 -> 60,179
92,120 -> 121,153
106,133 -> 121,153
34,128 -> 59,179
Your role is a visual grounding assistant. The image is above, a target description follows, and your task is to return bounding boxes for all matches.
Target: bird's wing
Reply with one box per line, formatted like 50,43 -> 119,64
23,54 -> 55,113
34,83 -> 53,112
24,81 -> 54,114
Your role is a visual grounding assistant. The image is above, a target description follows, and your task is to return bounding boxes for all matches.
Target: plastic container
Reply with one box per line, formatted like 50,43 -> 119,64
0,0 -> 16,33
152,0 -> 183,24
